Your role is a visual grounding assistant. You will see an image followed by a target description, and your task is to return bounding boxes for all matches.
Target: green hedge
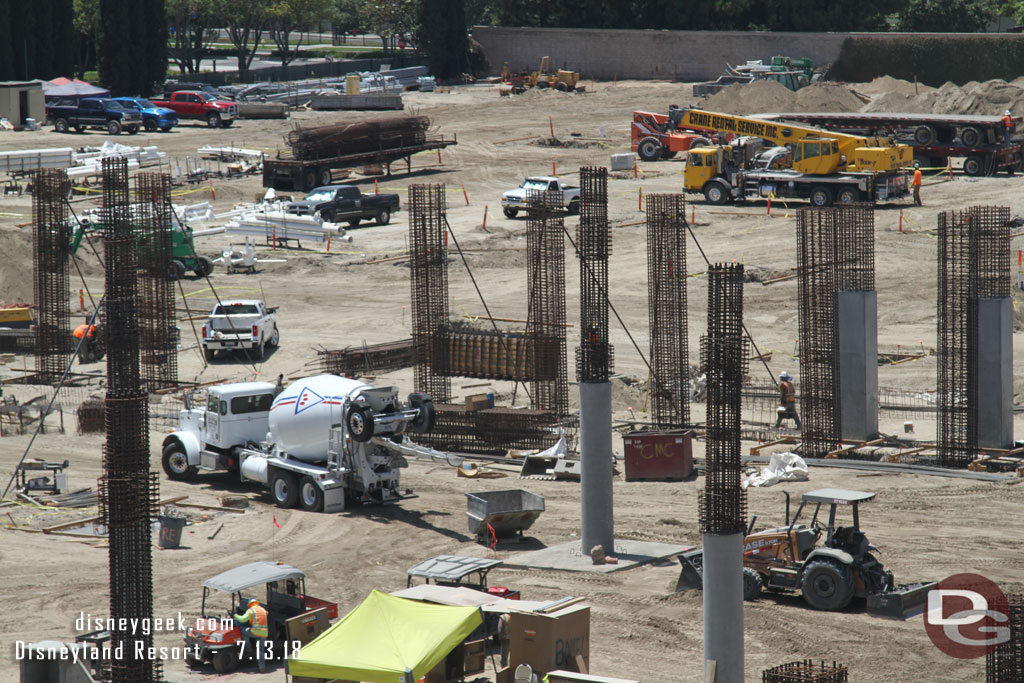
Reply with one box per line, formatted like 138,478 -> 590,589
832,36 -> 1024,86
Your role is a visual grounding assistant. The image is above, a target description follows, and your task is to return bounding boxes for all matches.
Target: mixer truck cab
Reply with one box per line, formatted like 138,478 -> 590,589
162,382 -> 276,480
163,374 -> 443,514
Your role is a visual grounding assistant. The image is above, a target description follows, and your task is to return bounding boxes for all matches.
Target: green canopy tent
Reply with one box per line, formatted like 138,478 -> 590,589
288,589 -> 483,682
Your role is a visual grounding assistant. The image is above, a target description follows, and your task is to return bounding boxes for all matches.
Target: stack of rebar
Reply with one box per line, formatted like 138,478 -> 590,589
286,116 -> 430,160
699,263 -> 747,535
317,338 -> 416,377
97,157 -> 161,683
409,183 -> 451,403
526,188 -> 569,418
763,661 -> 849,683
796,208 -> 841,457
32,169 -> 73,383
987,593 -> 1024,683
419,404 -> 560,455
646,193 -> 689,428
937,205 -> 1010,467
135,172 -> 178,392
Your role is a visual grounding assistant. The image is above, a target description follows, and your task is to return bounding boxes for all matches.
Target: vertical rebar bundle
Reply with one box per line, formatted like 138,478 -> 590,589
98,158 -> 161,683
135,172 -> 177,392
576,167 -> 613,382
409,183 -> 451,403
526,189 -> 568,416
32,169 -> 72,383
646,193 -> 689,427
763,660 -> 849,683
796,209 -> 841,457
699,263 -> 747,535
937,205 -> 1010,466
987,593 -> 1024,683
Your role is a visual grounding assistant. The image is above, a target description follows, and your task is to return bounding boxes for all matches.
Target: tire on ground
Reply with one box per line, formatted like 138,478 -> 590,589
801,559 -> 854,611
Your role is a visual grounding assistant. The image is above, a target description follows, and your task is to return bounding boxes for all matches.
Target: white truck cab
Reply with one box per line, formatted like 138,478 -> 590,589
162,381 -> 276,479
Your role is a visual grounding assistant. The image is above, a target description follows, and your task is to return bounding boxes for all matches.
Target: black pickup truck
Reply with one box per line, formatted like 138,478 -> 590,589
49,98 -> 143,135
285,185 -> 401,226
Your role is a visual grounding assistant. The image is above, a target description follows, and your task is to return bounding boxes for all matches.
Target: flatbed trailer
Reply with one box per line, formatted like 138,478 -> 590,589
263,136 -> 457,191
760,112 -> 1024,176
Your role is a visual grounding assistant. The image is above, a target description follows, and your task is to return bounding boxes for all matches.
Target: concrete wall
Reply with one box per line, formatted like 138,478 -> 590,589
472,27 -> 1022,81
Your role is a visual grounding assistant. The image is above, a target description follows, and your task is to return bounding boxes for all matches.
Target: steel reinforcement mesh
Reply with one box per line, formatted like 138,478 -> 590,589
937,205 -> 1010,467
32,169 -> 72,383
135,172 -> 178,392
318,338 -> 416,376
796,209 -> 841,458
416,404 -> 560,454
646,193 -> 689,428
987,593 -> 1024,683
836,204 -> 875,292
763,660 -> 849,683
409,184 -> 451,403
699,263 -> 747,535
576,167 -> 613,382
99,158 -> 161,683
527,188 -> 569,417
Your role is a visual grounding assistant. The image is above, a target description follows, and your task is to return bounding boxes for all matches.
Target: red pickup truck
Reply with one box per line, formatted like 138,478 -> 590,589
150,91 -> 238,128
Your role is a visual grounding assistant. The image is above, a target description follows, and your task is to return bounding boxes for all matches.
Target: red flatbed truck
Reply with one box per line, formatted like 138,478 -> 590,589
759,111 -> 1023,177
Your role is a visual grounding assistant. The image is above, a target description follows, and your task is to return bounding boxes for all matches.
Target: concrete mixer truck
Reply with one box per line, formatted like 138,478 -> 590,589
161,374 -> 455,512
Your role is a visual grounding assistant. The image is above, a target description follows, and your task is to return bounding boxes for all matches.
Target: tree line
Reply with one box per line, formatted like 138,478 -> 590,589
0,0 -> 1014,97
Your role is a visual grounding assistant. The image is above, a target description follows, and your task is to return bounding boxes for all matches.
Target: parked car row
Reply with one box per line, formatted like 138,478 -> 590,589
48,89 -> 237,135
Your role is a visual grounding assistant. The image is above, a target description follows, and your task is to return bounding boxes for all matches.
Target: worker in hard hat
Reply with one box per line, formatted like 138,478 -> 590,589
234,597 -> 269,672
73,318 -> 103,363
1003,110 -> 1014,142
774,371 -> 801,429
911,162 -> 923,207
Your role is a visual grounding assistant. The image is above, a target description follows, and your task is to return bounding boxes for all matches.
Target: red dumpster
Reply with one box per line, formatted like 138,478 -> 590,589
622,430 -> 693,481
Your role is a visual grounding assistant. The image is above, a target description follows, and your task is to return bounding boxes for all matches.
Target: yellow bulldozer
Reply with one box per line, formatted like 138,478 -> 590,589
501,57 -> 580,94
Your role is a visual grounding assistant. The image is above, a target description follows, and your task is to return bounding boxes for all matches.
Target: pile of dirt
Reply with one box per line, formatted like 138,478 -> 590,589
0,227 -> 33,305
862,78 -> 1024,116
856,75 -> 932,97
703,80 -> 865,114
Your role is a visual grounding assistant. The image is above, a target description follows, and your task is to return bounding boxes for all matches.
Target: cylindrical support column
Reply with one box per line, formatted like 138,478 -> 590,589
703,532 -> 744,683
580,380 -> 613,555
837,290 -> 879,441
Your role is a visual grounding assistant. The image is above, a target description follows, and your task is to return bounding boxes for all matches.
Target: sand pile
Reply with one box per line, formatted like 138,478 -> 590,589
0,228 -> 32,305
862,77 -> 1024,116
704,80 -> 866,114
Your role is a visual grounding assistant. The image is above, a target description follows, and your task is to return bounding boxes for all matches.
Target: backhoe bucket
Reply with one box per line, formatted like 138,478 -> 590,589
866,582 -> 936,619
675,549 -> 704,592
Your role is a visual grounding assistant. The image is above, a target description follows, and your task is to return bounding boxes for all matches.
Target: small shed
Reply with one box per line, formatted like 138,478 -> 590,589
0,81 -> 45,126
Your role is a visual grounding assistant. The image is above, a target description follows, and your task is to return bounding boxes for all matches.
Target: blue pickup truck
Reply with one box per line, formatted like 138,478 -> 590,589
49,98 -> 142,135
113,97 -> 178,132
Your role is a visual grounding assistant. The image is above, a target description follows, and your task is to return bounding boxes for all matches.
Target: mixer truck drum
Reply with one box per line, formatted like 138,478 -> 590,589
347,405 -> 375,442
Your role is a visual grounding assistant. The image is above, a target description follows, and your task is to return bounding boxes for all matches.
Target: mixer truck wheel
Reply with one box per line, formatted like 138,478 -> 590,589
162,443 -> 196,480
299,476 -> 324,512
347,405 -> 375,442
407,393 -> 436,433
270,470 -> 299,508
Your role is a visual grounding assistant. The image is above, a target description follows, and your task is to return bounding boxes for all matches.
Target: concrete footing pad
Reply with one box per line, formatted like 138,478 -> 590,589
501,538 -> 689,573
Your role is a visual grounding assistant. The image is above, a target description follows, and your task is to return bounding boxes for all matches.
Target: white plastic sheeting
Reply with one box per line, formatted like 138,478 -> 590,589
743,452 -> 809,488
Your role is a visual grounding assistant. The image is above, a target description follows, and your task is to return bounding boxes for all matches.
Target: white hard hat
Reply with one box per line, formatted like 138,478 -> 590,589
1007,110 -> 1013,116
780,371 -> 793,381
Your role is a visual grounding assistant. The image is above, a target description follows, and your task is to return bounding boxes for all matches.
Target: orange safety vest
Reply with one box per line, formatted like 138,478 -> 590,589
912,169 -> 922,187
1003,115 -> 1013,129
72,324 -> 95,339
238,603 -> 269,638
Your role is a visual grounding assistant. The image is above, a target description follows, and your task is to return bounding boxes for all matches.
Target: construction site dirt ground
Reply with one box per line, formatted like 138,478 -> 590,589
1,79 -> 1023,682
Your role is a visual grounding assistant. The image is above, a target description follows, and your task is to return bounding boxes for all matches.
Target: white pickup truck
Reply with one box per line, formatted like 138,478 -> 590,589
501,176 -> 581,218
202,299 -> 279,361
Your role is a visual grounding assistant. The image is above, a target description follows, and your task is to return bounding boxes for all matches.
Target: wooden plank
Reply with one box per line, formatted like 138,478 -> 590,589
750,436 -> 799,456
826,438 -> 884,459
174,501 -> 246,514
43,515 -> 101,533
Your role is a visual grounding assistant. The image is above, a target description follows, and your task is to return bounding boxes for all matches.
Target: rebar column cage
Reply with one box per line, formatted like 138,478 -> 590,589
796,208 -> 841,458
526,188 -> 569,417
987,593 -> 1024,683
699,263 -> 747,535
32,168 -> 72,383
576,167 -> 613,382
98,158 -> 161,683
135,172 -> 178,392
835,204 -> 875,292
762,660 -> 849,683
409,183 -> 451,403
937,205 -> 1010,467
646,193 -> 689,427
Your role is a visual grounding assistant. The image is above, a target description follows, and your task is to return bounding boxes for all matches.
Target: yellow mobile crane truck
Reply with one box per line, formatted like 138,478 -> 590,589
674,106 -> 915,206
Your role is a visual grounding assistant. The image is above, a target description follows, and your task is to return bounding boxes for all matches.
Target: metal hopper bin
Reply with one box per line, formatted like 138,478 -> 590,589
466,489 -> 545,541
